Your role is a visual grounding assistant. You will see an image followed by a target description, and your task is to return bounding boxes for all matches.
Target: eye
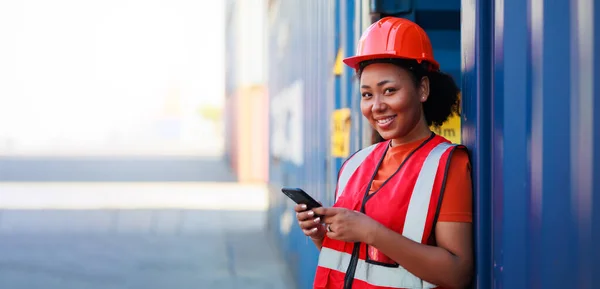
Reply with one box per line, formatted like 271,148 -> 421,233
383,88 -> 397,95
361,92 -> 372,98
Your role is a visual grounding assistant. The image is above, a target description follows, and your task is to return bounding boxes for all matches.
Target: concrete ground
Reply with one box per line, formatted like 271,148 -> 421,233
0,181 -> 295,289
0,156 -> 235,182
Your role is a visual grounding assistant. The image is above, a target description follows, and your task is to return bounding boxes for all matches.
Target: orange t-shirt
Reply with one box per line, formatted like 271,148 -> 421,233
368,137 -> 473,223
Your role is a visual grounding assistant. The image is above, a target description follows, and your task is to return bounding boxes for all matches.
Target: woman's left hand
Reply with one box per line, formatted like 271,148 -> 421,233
312,207 -> 382,244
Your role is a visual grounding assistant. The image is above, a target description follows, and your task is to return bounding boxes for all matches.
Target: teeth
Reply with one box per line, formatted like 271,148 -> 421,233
377,116 -> 395,124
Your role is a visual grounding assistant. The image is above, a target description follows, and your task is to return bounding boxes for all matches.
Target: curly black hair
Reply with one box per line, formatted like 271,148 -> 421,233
356,58 -> 461,127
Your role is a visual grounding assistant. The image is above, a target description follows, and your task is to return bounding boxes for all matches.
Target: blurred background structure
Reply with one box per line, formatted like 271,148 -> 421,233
0,1 -> 291,288
0,0 -> 225,158
224,0 -> 269,183
0,0 -> 599,289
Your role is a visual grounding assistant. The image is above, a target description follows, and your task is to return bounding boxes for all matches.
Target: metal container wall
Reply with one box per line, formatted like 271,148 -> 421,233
332,0 -> 362,203
266,1 -> 335,289
462,0 -> 600,288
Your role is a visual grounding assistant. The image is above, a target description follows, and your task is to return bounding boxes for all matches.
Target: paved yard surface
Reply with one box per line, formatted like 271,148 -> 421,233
0,182 -> 295,289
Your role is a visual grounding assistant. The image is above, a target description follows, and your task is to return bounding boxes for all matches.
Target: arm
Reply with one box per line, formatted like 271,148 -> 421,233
315,148 -> 474,288
313,206 -> 472,289
368,222 -> 473,289
369,148 -> 474,288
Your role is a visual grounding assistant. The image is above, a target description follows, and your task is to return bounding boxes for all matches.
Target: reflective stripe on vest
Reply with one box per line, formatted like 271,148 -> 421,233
402,142 -> 453,242
335,143 -> 378,202
318,247 -> 437,289
322,142 -> 455,288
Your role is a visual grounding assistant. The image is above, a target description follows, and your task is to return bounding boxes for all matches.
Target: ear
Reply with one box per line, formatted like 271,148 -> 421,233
418,76 -> 430,103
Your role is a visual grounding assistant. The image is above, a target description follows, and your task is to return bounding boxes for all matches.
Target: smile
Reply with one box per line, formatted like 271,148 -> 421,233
376,116 -> 396,125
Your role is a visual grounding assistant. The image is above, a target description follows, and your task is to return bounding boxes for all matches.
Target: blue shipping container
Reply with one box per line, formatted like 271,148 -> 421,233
266,1 -> 336,289
463,0 -> 600,288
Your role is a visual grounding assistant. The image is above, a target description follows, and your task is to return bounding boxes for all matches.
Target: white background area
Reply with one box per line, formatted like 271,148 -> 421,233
0,0 -> 225,156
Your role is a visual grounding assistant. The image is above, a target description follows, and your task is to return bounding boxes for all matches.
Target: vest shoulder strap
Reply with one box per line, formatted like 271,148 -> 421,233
402,142 -> 457,242
335,143 -> 380,202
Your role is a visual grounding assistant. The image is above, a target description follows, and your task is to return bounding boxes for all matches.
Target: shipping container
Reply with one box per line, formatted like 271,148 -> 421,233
255,0 -> 600,288
463,0 -> 600,288
265,1 -> 336,288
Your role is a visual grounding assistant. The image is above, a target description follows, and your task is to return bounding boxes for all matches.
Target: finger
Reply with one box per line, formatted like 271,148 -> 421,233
321,212 -> 343,224
299,219 -> 319,230
326,231 -> 340,240
312,207 -> 340,216
303,227 -> 320,237
299,218 -> 321,229
321,215 -> 335,224
326,223 -> 333,233
299,222 -> 316,230
311,207 -> 326,215
294,204 -> 308,212
296,210 -> 316,221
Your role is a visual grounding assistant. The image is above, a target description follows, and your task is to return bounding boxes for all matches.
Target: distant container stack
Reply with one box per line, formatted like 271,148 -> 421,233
224,0 -> 269,183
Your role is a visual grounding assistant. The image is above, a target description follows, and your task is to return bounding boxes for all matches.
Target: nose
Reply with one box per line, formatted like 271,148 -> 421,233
371,95 -> 386,113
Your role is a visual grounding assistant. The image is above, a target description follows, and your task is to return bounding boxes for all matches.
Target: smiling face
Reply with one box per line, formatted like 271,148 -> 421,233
359,62 -> 430,144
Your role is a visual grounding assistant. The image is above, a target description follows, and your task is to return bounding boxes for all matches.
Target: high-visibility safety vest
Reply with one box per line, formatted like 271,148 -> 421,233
313,133 -> 463,289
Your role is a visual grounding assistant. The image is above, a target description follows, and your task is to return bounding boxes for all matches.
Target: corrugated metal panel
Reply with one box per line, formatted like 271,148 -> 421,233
266,1 -> 335,289
329,0 -> 343,204
340,0 -> 359,154
461,0 -> 493,287
462,0 -> 600,288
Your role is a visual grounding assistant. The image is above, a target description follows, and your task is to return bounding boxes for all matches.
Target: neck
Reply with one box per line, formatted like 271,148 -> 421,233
391,117 -> 431,146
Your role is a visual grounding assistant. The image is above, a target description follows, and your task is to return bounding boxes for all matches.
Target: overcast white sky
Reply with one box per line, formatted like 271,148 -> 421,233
0,0 -> 225,155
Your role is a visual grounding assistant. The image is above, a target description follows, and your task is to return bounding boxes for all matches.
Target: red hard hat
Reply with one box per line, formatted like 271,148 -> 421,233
343,17 -> 439,70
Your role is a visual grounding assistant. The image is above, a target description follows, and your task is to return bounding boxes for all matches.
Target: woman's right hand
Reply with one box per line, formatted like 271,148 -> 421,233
295,204 -> 326,240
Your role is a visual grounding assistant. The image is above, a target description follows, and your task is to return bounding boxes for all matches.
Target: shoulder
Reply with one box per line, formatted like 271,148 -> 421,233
334,141 -> 388,202
340,141 -> 387,171
426,138 -> 471,173
446,145 -> 471,173
437,145 -> 473,223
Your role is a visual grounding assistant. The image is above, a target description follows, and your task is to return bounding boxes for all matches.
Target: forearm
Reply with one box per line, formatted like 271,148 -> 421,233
369,224 -> 471,289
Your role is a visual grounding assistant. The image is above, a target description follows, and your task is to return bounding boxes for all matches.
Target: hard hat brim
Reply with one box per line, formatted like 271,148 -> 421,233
343,54 -> 440,71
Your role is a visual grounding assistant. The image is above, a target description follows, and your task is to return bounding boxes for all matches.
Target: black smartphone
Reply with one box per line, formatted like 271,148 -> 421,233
281,187 -> 322,210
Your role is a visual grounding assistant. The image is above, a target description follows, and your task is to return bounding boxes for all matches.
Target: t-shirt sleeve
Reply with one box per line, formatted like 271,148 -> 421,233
437,147 -> 473,223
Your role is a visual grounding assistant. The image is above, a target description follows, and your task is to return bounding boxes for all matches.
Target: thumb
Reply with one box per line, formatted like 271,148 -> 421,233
313,207 -> 339,217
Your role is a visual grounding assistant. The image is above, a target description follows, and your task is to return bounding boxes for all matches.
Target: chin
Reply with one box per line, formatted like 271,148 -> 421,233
376,131 -> 396,141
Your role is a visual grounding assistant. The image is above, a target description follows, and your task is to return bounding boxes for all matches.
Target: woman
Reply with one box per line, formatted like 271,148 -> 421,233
295,17 -> 473,289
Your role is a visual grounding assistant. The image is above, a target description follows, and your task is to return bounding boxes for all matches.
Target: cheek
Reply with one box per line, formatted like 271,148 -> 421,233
360,100 -> 372,117
390,92 -> 419,112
